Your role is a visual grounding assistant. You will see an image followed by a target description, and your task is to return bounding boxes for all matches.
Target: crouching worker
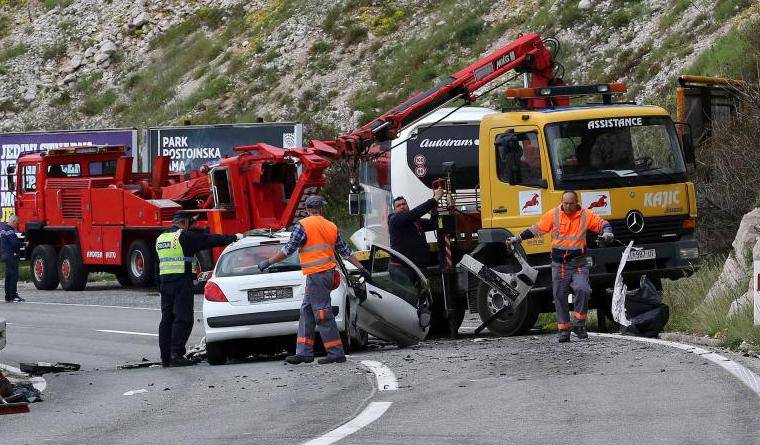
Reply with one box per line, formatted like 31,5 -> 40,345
259,195 -> 370,365
509,191 -> 613,343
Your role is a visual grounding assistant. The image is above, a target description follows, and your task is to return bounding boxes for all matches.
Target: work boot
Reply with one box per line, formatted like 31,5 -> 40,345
10,296 -> 25,303
572,325 -> 588,339
168,356 -> 196,367
285,354 -> 314,365
558,329 -> 571,343
317,356 -> 347,365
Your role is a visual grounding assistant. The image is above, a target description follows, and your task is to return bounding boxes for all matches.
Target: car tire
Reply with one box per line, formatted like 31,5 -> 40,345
30,244 -> 60,290
127,239 -> 155,287
477,264 -> 539,336
206,342 -> 228,366
58,244 -> 89,291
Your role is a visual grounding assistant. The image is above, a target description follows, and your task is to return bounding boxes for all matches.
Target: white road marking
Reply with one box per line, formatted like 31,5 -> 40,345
360,360 -> 398,391
302,402 -> 392,445
0,363 -> 47,392
123,389 -> 148,396
96,330 -> 158,337
22,301 -> 202,313
591,333 -> 760,398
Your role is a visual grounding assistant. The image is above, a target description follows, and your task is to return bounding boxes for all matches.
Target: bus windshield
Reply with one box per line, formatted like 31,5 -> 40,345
545,116 -> 687,188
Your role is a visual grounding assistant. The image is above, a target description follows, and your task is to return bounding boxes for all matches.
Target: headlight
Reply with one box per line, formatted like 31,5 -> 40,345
679,247 -> 699,259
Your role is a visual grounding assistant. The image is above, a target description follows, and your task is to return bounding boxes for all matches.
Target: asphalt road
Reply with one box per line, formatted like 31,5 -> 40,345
1,281 -> 759,444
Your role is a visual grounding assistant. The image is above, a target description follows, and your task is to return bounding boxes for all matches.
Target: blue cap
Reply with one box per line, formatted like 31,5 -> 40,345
305,195 -> 326,208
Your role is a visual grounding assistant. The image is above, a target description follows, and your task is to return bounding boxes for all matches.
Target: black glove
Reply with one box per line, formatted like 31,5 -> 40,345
258,259 -> 271,272
358,268 -> 371,280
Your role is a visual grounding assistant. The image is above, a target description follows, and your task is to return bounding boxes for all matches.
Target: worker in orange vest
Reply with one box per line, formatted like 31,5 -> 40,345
259,195 -> 370,364
510,190 -> 613,343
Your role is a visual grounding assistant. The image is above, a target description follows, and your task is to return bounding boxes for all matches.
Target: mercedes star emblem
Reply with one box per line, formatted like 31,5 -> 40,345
626,211 -> 645,234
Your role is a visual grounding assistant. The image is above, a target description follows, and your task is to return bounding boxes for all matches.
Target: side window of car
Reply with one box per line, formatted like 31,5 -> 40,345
369,247 -> 422,308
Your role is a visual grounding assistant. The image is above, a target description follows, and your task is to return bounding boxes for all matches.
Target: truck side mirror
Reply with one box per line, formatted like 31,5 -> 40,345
348,192 -> 365,215
6,164 -> 15,192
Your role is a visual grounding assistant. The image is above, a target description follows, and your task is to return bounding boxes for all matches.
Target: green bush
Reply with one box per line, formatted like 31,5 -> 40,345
0,13 -> 10,39
75,71 -> 103,92
41,42 -> 67,61
43,0 -> 73,10
687,18 -> 760,82
715,0 -> 754,21
0,43 -> 28,63
80,90 -> 117,116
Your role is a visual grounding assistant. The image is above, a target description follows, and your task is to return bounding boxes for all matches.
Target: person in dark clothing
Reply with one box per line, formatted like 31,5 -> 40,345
156,212 -> 241,367
1,215 -> 23,303
387,188 -> 443,326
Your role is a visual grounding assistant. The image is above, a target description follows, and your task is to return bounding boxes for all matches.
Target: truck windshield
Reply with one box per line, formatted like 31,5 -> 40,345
545,116 -> 687,188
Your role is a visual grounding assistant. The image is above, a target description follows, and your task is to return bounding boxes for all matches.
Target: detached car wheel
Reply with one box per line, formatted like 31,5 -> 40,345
30,244 -> 59,290
477,264 -> 538,336
206,342 -> 228,366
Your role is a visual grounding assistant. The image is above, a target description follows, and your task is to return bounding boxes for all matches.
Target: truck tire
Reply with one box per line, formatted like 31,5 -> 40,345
206,342 -> 228,366
127,239 -> 155,287
115,269 -> 133,287
30,245 -> 59,290
58,244 -> 90,291
477,264 -> 539,336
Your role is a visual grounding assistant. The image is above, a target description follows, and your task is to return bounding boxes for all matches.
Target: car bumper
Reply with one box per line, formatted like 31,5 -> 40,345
587,235 -> 700,282
204,299 -> 346,343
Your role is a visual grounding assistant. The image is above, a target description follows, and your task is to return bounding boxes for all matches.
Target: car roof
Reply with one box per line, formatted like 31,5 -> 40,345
225,231 -> 291,250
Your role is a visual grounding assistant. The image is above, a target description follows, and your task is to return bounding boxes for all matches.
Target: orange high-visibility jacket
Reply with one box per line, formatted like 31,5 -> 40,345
535,206 -> 607,251
298,215 -> 338,275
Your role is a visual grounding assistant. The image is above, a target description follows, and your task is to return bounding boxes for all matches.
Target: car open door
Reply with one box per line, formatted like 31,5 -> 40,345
355,243 -> 431,347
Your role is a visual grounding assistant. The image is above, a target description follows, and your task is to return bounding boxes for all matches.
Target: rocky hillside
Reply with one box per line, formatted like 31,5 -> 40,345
0,0 -> 758,135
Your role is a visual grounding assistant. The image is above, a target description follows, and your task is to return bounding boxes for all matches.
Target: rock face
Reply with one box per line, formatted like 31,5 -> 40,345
705,208 -> 760,316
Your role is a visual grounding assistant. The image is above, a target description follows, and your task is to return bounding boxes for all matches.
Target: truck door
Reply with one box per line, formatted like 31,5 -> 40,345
16,162 -> 41,224
486,126 -> 548,238
356,244 -> 431,347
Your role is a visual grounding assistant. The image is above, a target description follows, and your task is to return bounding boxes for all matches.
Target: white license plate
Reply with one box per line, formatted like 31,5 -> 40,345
628,248 -> 656,261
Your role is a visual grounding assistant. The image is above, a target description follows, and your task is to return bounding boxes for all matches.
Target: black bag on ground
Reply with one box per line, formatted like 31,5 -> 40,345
625,275 -> 662,318
622,304 -> 670,338
621,275 -> 669,338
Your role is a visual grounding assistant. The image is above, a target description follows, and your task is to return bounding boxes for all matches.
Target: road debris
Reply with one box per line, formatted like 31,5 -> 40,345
123,389 -> 148,396
19,362 -> 80,376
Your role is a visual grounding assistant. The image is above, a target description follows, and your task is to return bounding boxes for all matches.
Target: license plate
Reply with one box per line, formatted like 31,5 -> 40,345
628,248 -> 656,261
248,287 -> 293,303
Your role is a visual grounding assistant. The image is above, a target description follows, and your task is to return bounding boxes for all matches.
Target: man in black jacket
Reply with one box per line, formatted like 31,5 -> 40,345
156,212 -> 241,367
1,215 -> 23,303
387,188 -> 442,324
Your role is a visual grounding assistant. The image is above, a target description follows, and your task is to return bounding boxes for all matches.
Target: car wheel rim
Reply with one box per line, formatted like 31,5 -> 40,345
486,289 -> 512,316
131,251 -> 144,277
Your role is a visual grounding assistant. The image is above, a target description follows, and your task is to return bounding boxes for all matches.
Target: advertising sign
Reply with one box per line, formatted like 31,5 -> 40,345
405,124 -> 480,189
147,123 -> 303,174
582,190 -> 611,216
0,128 -> 137,221
519,190 -> 543,216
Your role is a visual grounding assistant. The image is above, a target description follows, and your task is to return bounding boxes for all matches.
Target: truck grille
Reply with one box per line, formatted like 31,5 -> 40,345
61,191 -> 83,219
592,215 -> 688,245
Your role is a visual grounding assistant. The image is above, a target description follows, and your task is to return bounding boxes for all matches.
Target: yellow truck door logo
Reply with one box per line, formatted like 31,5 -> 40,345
519,191 -> 542,216
644,190 -> 680,208
582,191 -> 611,216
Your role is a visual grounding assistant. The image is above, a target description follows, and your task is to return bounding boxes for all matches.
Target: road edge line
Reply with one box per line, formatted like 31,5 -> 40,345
590,333 -> 760,398
301,402 -> 392,445
360,360 -> 399,391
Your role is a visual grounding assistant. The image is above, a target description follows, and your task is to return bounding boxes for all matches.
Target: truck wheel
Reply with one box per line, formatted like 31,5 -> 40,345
193,249 -> 214,294
58,244 -> 89,291
477,265 -> 539,336
115,269 -> 132,287
30,245 -> 59,290
127,239 -> 155,287
206,342 -> 228,366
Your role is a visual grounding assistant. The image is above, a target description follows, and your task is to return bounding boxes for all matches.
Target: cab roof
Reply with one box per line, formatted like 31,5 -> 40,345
483,104 -> 670,127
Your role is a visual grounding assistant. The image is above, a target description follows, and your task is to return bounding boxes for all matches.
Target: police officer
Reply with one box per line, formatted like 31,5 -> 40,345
510,191 -> 613,343
1,215 -> 23,303
156,212 -> 241,367
258,195 -> 370,365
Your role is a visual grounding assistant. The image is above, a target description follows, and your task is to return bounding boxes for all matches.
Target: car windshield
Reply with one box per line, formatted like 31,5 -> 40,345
545,116 -> 687,188
215,243 -> 301,277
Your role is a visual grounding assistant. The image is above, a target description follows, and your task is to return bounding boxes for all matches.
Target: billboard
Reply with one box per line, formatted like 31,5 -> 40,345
0,128 -> 138,221
146,123 -> 303,174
